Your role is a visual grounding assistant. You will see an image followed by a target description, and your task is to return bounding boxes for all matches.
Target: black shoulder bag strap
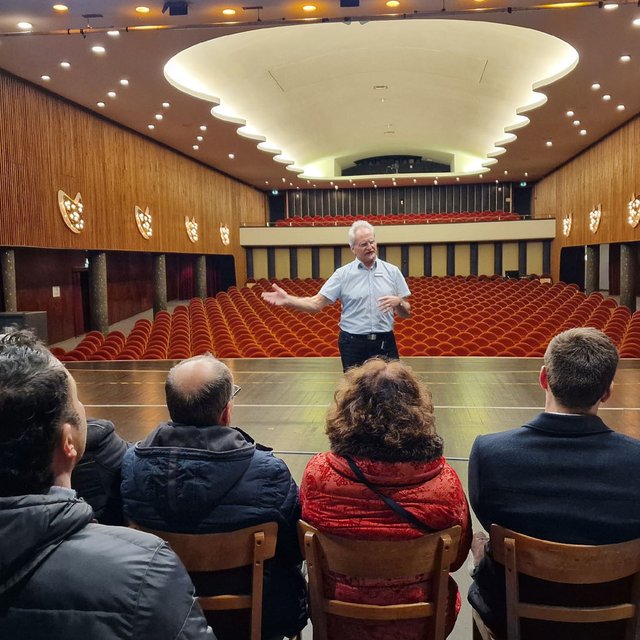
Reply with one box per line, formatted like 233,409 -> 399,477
344,456 -> 435,534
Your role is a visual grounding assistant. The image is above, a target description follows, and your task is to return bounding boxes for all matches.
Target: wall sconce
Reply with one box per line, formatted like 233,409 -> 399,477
220,224 -> 230,246
135,206 -> 153,239
588,204 -> 601,233
185,216 -> 199,243
628,193 -> 640,228
58,190 -> 85,233
562,212 -> 572,236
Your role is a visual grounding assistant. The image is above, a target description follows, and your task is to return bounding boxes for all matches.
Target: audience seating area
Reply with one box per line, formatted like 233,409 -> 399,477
275,212 -> 521,226
53,276 -> 640,361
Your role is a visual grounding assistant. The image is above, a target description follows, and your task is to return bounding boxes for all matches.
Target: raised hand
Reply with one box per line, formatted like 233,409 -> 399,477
261,283 -> 289,306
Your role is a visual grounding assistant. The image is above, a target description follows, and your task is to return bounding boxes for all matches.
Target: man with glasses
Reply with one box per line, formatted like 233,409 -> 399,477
262,220 -> 411,371
121,354 -> 307,640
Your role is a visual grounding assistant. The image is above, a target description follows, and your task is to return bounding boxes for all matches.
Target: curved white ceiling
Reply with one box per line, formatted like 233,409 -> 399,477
165,19 -> 578,182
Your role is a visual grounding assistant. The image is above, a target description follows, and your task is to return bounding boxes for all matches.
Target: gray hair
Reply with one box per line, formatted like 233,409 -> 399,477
348,220 -> 375,248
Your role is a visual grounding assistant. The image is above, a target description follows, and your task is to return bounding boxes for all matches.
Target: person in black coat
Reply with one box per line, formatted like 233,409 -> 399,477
71,418 -> 129,524
468,328 -> 640,637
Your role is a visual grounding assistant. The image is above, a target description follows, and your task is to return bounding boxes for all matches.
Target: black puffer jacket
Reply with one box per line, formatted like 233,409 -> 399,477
0,491 -> 214,639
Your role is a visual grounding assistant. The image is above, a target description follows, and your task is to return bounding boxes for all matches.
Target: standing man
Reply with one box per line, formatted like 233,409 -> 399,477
262,220 -> 411,371
468,327 -> 640,636
0,331 -> 213,640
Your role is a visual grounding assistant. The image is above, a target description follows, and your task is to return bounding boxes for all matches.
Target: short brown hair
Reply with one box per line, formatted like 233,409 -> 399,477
544,327 -> 619,410
326,358 -> 443,462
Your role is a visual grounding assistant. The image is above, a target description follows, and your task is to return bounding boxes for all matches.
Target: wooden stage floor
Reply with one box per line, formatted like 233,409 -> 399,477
66,355 -> 640,640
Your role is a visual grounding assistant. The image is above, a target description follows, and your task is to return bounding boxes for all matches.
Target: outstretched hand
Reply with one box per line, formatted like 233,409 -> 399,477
261,283 -> 288,306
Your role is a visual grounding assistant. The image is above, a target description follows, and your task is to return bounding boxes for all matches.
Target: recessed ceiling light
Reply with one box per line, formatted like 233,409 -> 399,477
91,45 -> 106,54
504,170 -> 508,175
154,114 -> 163,120
199,125 -> 207,131
192,145 -> 199,150
334,185 -> 338,190
591,83 -> 601,90
135,6 -> 150,13
162,102 -> 170,108
282,178 -> 286,183
456,177 -> 460,181
148,124 -> 155,130
620,55 -> 631,62
434,179 -> 438,185
196,135 -> 203,142
265,180 -> 269,184
17,22 -> 33,30
228,153 -> 235,159
479,174 -> 483,179
107,91 -> 116,98
119,79 -> 129,86
96,101 -> 106,108
617,104 -> 625,111
524,172 -> 528,177
386,0 -> 400,6
53,4 -> 69,11
602,94 -> 611,101
107,30 -> 119,37
602,2 -> 618,9
634,17 -> 640,26
222,8 -> 236,15
302,4 -> 317,11
41,75 -> 51,81
579,129 -> 587,135
573,120 -> 581,126
566,110 -> 574,117
545,140 -> 553,147
413,178 -> 416,183
60,61 -> 70,69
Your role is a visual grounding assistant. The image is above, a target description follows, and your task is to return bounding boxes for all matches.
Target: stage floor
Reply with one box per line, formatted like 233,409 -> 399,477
66,356 -> 640,640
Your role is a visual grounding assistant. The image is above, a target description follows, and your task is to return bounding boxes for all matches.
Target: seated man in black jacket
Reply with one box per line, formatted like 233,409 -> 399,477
71,418 -> 129,525
468,327 -> 640,637
0,331 -> 213,640
121,354 -> 307,640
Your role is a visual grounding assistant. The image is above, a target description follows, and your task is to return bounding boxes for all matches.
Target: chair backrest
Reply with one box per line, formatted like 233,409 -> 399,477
129,521 -> 278,640
489,524 -> 640,640
298,520 -> 462,640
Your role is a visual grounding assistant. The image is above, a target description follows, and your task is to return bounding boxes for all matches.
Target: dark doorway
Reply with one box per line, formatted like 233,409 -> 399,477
72,268 -> 90,335
559,246 -> 585,290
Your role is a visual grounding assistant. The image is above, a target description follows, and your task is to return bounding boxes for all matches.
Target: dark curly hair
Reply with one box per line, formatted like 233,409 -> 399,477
0,331 -> 81,496
326,358 -> 443,462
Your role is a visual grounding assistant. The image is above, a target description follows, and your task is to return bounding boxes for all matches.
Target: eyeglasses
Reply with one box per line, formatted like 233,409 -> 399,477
231,384 -> 241,399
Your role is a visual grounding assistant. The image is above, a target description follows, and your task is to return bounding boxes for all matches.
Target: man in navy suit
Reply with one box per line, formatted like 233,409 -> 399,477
468,327 -> 640,635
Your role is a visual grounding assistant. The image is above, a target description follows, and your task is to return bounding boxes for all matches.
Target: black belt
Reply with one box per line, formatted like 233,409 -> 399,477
341,331 -> 393,341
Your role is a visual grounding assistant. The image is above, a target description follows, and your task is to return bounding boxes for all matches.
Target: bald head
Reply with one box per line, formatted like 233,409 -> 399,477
165,355 -> 233,426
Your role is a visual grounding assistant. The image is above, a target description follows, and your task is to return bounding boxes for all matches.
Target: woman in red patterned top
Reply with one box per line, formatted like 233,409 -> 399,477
300,358 -> 472,639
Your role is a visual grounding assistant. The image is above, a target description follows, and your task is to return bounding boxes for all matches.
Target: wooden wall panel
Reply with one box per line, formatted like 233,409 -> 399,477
0,71 -> 267,287
533,113 -> 640,281
106,253 -> 154,325
14,248 -> 86,344
526,242 -> 543,275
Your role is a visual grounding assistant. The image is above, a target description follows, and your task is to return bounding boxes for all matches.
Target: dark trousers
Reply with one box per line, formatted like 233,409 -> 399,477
338,331 -> 399,372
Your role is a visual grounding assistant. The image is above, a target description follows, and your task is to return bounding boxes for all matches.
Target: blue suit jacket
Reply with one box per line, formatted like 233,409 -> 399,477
468,412 -> 640,632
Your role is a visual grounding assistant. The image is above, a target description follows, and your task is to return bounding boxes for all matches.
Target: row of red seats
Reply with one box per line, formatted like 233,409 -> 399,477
275,212 -> 521,227
54,276 -> 640,361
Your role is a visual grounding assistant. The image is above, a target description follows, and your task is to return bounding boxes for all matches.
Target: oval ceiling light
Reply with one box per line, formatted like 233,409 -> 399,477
302,4 -> 317,11
196,135 -> 203,141
154,113 -> 163,120
91,45 -> 106,54
107,91 -> 116,98
107,30 -> 120,37
602,2 -> 618,9
602,94 -> 611,101
572,119 -> 580,125
634,18 -> 640,26
545,140 -> 553,147
193,145 -> 199,150
162,101 -> 170,108
617,104 -> 625,111
591,82 -> 601,90
135,6 -> 150,13
148,124 -> 155,130
41,75 -> 51,81
386,0 -> 400,6
119,78 -> 129,86
199,125 -> 207,131
96,101 -> 106,108
566,110 -> 574,116
52,4 -> 69,11
17,22 -> 33,30
60,61 -> 70,69
222,8 -> 236,15
620,54 -> 631,62
579,129 -> 587,135
228,153 -> 235,159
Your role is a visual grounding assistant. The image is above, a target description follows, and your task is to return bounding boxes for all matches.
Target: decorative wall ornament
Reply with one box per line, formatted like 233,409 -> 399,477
185,216 -> 199,243
562,212 -> 572,237
57,190 -> 85,233
628,194 -> 640,229
135,206 -> 153,239
588,204 -> 601,233
220,224 -> 230,246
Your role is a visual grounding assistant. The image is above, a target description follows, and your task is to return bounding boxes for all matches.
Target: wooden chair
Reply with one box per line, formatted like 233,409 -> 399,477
129,521 -> 278,640
472,524 -> 640,640
298,520 -> 462,640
